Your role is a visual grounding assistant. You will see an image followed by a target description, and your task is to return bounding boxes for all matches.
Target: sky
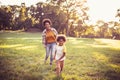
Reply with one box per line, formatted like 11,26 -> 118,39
0,0 -> 120,23
87,0 -> 120,23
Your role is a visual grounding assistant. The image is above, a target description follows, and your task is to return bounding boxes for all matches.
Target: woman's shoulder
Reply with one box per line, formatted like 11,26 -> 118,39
42,29 -> 46,33
51,27 -> 56,30
51,28 -> 58,34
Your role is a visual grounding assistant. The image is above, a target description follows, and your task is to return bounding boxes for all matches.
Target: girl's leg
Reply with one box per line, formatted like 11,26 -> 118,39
60,60 -> 64,72
56,61 -> 61,76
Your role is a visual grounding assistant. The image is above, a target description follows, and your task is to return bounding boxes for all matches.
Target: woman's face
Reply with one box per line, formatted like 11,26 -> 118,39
45,22 -> 51,30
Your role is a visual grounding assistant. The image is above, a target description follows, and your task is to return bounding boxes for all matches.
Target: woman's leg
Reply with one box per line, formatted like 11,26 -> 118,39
50,43 -> 56,65
44,44 -> 50,64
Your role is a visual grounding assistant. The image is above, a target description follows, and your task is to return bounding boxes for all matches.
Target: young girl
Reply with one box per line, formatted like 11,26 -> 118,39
54,35 -> 67,76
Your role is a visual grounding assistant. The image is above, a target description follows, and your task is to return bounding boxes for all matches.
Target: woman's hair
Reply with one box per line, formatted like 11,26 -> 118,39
42,18 -> 52,26
56,35 -> 66,42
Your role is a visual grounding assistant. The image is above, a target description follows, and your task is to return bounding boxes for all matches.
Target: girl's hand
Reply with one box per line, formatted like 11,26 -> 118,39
56,60 -> 60,62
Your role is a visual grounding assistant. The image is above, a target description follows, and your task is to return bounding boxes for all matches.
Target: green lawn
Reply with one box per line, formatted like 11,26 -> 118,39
0,32 -> 120,80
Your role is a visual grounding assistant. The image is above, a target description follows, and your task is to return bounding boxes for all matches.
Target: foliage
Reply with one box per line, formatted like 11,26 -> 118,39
0,7 -> 12,30
0,1 -> 120,39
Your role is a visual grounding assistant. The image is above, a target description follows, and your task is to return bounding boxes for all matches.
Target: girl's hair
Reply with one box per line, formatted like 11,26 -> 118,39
42,18 -> 52,26
56,35 -> 66,42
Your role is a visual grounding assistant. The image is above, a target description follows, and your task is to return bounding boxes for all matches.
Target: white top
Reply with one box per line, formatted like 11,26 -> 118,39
55,45 -> 66,61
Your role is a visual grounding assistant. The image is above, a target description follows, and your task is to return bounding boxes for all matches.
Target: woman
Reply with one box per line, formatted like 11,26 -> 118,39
42,18 -> 58,66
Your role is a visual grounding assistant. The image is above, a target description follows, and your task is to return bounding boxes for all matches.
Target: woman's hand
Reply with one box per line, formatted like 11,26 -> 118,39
44,45 -> 46,48
53,57 -> 55,60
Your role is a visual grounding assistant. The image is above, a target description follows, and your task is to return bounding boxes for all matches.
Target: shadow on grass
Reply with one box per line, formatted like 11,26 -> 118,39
94,47 -> 120,64
0,56 -> 18,80
23,74 -> 44,80
0,56 -> 45,80
92,47 -> 120,80
53,75 -> 64,80
104,70 -> 120,80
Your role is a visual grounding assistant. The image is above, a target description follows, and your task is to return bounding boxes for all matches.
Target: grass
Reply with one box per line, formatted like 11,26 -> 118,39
0,32 -> 120,80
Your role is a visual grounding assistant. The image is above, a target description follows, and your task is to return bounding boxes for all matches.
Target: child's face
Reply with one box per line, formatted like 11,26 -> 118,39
58,39 -> 65,46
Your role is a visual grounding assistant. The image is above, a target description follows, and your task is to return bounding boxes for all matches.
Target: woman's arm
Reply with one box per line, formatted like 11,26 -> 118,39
42,30 -> 46,47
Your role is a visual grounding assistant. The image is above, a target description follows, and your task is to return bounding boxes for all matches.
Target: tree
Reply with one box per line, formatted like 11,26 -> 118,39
47,0 -> 89,36
0,6 -> 12,30
116,8 -> 120,21
16,3 -> 28,31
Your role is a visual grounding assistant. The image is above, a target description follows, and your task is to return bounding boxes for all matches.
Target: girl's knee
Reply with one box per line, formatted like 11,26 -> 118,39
56,64 -> 61,70
56,65 -> 60,69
